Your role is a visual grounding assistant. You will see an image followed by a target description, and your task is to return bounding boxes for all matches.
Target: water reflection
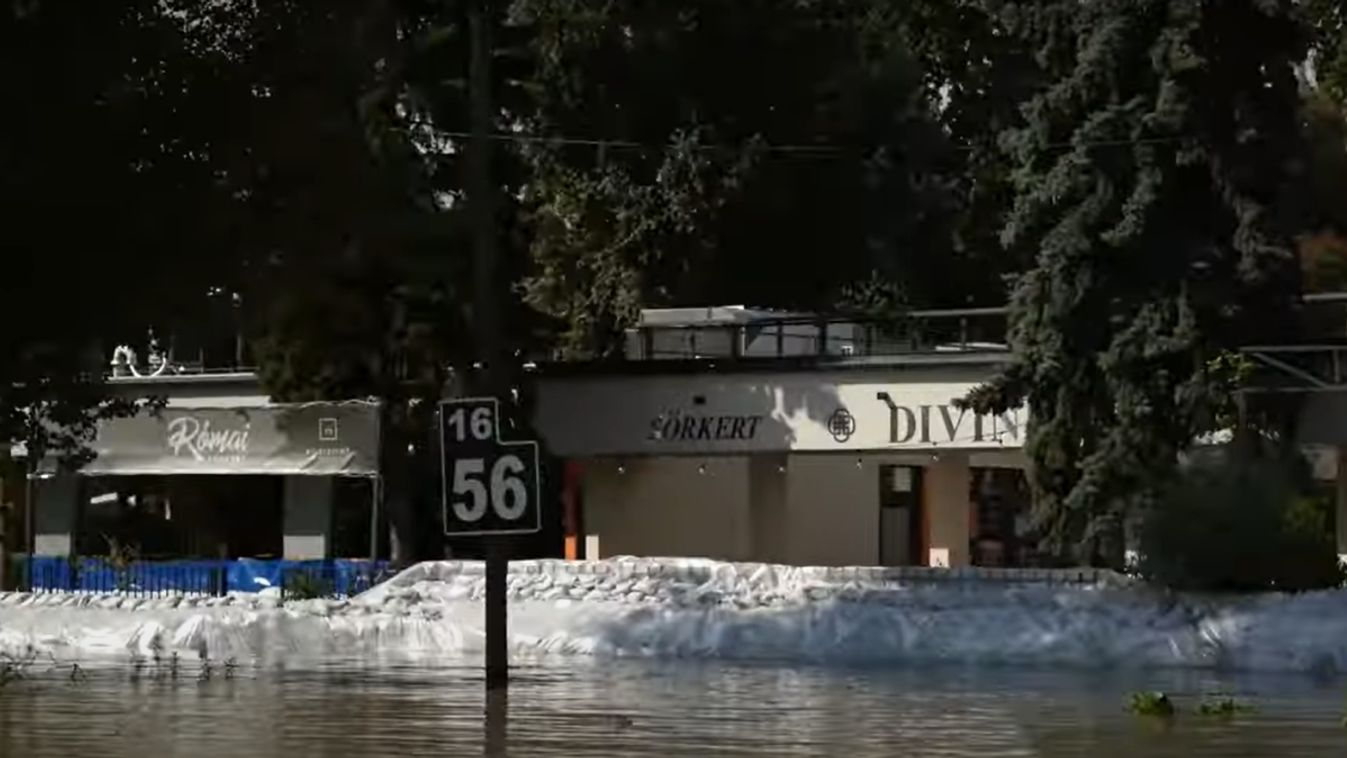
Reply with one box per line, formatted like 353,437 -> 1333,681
0,658 -> 1343,757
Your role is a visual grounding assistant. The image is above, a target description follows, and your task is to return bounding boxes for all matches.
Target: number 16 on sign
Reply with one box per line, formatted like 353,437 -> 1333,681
440,398 -> 542,537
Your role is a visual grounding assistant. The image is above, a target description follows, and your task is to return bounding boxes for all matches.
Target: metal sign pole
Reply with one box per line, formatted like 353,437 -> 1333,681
369,475 -> 381,562
439,397 -> 542,702
467,0 -> 506,699
484,540 -> 508,689
24,462 -> 34,592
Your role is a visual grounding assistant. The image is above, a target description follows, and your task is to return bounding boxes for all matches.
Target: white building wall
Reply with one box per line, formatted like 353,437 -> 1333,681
536,365 -> 1025,458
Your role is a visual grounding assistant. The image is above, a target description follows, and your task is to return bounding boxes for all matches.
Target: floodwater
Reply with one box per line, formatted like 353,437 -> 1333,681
1,657 -> 1344,757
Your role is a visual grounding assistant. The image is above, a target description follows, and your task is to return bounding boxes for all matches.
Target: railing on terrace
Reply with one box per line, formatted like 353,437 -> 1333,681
620,293 -> 1347,364
101,292 -> 1347,372
625,306 -> 1011,362
105,325 -> 257,379
1240,293 -> 1347,392
9,556 -> 394,599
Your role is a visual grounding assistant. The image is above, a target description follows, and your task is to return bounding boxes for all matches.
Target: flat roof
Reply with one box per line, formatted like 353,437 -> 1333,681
636,305 -> 811,327
107,371 -> 261,386
529,350 -> 1013,378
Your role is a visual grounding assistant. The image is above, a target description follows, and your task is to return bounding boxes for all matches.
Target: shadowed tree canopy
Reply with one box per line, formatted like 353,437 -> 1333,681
0,1 -> 244,464
1300,1 -> 1347,291
1309,0 -> 1347,104
962,0 -> 1309,565
513,0 -> 1032,358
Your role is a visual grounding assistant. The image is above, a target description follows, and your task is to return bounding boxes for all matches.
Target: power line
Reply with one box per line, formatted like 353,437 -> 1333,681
412,127 -> 844,154
402,124 -> 1192,156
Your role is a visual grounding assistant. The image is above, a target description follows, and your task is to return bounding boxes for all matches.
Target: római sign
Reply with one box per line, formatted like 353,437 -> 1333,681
83,401 -> 380,476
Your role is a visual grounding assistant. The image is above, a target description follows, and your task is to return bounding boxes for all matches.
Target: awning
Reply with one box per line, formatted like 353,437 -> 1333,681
80,400 -> 381,476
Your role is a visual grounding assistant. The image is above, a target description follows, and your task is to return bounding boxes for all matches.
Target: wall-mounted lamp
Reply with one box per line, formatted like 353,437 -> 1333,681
617,463 -> 627,475
855,458 -> 864,469
697,463 -> 707,475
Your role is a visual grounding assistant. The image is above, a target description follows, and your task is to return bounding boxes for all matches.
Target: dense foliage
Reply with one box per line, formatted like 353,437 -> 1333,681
962,0 -> 1310,566
515,0 -> 970,356
1138,453 -> 1344,592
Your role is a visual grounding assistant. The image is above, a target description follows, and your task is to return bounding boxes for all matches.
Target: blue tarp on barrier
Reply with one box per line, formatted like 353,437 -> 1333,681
22,556 -> 391,597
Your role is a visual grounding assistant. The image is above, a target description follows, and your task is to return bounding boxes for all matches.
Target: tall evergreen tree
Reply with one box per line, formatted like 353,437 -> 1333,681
964,0 -> 1308,565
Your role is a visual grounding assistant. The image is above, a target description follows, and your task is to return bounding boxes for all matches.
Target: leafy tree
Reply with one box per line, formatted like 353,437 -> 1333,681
963,0 -> 1309,567
196,1 -> 471,564
514,0 -> 977,357
1138,452 -> 1343,592
1308,0 -> 1347,106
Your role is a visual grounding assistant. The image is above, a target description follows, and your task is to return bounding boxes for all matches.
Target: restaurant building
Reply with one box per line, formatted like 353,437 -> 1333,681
534,303 -> 1347,569
534,306 -> 1034,568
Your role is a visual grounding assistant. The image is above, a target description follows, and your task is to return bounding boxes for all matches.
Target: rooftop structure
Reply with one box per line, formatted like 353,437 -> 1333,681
624,305 -> 1009,362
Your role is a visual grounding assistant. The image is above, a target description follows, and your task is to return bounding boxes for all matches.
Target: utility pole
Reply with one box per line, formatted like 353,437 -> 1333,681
468,0 -> 510,703
0,469 -> 7,592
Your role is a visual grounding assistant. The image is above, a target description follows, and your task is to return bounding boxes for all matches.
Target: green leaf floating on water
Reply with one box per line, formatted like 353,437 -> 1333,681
1128,692 -> 1175,717
1197,696 -> 1256,717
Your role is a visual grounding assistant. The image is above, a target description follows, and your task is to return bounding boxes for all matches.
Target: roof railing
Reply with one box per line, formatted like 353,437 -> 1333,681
625,306 -> 1010,361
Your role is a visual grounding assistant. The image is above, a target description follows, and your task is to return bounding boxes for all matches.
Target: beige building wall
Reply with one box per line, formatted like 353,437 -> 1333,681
923,454 -> 972,568
582,457 -> 751,560
748,454 -> 789,563
779,455 -> 879,566
579,452 -> 979,568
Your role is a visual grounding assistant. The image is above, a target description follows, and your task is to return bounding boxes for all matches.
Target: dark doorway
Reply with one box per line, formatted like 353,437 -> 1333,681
79,475 -> 283,559
878,465 -> 922,566
970,468 -> 1031,567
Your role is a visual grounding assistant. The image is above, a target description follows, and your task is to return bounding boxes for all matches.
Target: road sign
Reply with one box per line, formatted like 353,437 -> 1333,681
439,397 -> 542,537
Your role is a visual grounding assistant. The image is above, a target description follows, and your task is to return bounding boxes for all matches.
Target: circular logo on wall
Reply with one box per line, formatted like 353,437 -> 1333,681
827,407 -> 856,443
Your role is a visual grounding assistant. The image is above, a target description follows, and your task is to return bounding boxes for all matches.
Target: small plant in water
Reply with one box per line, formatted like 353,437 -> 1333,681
67,663 -> 88,684
1198,695 -> 1255,718
129,654 -> 146,681
1,646 -> 40,687
1128,691 -> 1176,717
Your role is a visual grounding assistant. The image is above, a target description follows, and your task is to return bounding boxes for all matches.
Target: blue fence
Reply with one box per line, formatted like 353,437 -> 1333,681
13,556 -> 393,598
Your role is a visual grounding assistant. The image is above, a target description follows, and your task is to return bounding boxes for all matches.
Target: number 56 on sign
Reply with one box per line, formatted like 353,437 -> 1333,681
439,397 -> 543,537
